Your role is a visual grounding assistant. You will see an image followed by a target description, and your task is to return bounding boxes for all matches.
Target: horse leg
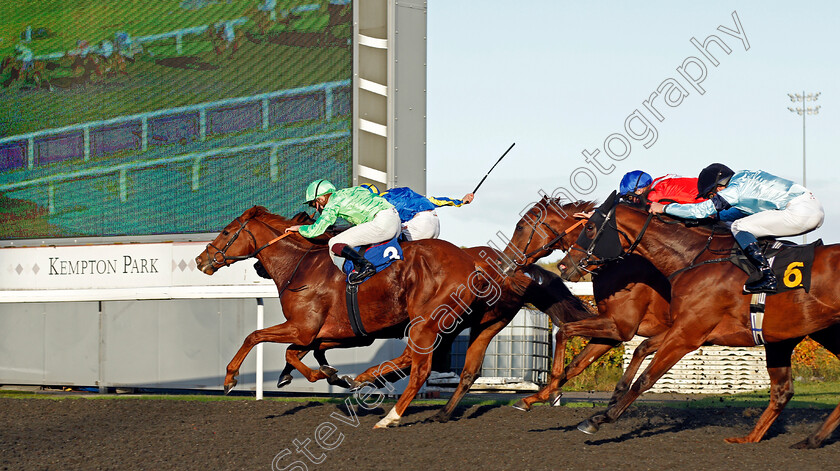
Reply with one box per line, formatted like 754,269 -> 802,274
353,347 -> 411,389
722,337 -> 800,443
278,346 -> 319,388
374,326 -> 437,428
515,315 -> 632,411
224,322 -> 315,394
578,333 -> 703,434
791,326 -> 840,449
431,318 -> 512,422
608,334 -> 664,407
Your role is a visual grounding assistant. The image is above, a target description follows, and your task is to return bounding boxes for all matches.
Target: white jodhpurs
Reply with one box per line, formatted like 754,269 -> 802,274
401,210 -> 441,241
327,207 -> 401,270
731,191 -> 825,238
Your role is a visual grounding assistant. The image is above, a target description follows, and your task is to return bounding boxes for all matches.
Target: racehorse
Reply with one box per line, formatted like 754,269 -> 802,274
559,195 -> 840,448
0,56 -> 52,90
196,206 -> 520,427
277,257 -> 595,423
500,197 -> 673,413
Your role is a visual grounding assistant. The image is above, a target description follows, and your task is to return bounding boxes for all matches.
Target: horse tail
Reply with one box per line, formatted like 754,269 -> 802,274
518,264 -> 596,324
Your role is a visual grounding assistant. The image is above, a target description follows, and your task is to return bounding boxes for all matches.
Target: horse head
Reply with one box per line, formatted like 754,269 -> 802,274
503,195 -> 596,268
559,193 -> 713,281
196,205 -> 297,275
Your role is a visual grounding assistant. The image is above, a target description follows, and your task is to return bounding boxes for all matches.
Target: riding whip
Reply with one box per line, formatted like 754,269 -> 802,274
472,142 -> 515,194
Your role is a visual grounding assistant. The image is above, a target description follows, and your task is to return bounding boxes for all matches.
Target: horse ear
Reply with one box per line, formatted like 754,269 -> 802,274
290,212 -> 313,224
249,206 -> 268,218
598,190 -> 618,214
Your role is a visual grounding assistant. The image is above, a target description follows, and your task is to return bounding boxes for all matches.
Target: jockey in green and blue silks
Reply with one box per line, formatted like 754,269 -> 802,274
285,179 -> 401,283
650,163 -> 824,293
360,183 -> 474,241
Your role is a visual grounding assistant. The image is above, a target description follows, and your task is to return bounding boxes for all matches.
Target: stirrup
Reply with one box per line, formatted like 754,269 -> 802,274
348,265 -> 376,284
743,273 -> 777,294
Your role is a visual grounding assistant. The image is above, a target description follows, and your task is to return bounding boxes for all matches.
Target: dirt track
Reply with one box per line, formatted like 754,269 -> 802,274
1,395 -> 838,470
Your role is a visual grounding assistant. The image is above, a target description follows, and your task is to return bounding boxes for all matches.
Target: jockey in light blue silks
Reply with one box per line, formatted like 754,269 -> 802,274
360,184 -> 474,241
650,163 -> 824,293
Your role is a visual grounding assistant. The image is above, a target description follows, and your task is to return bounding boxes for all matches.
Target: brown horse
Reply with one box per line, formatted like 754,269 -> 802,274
288,258 -> 596,423
1,56 -> 52,90
196,206 -> 517,427
561,196 -> 840,448
501,197 -> 673,412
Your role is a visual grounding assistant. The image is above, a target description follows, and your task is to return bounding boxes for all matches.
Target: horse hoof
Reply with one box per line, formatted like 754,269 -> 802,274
327,375 -> 357,390
791,439 -> 819,450
223,378 -> 238,395
549,391 -> 563,406
577,419 -> 599,435
276,374 -> 293,389
319,365 -> 339,377
373,420 -> 399,429
346,377 -> 365,391
511,399 -> 531,412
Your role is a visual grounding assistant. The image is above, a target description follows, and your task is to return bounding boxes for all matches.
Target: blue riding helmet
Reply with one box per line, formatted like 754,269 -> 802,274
619,171 -> 653,196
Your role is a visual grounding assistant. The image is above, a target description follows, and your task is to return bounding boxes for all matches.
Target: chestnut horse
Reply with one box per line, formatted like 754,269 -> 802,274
502,197 -> 673,413
196,206 -> 524,428
561,196 -> 840,449
289,259 -> 595,423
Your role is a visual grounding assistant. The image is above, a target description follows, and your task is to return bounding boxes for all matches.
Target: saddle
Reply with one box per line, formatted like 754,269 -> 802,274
343,236 -> 403,337
731,238 -> 822,294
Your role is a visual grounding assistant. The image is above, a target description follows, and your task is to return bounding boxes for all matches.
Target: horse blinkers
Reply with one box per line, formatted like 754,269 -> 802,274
573,192 -> 623,269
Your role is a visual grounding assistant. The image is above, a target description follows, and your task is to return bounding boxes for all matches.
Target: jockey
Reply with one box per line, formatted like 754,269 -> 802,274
618,169 -> 746,225
98,39 -> 114,58
258,0 -> 278,21
650,163 -> 825,293
619,170 -> 704,205
285,179 -> 401,283
360,183 -> 474,241
14,44 -> 33,70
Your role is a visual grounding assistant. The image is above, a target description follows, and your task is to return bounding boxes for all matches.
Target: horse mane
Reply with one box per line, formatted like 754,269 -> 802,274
538,196 -> 598,217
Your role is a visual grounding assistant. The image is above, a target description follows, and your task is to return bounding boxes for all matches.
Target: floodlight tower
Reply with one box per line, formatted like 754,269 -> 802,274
787,91 -> 820,243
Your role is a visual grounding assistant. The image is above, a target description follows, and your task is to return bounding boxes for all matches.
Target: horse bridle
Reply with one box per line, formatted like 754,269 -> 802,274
572,204 -> 655,273
519,210 -> 588,261
204,215 -> 293,268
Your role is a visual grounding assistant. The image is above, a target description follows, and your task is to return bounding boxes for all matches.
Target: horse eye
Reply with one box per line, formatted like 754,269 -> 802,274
515,225 -> 523,231
222,230 -> 229,236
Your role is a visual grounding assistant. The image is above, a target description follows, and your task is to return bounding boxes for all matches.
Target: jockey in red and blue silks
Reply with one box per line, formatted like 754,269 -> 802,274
360,184 -> 474,241
650,163 -> 825,294
619,170 -> 704,205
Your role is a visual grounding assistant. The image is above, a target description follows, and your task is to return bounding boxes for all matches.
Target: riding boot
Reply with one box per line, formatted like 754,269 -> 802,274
742,242 -> 777,293
340,246 -> 376,283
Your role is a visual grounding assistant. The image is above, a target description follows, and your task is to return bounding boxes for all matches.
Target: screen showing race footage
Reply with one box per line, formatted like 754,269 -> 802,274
0,1 -> 352,240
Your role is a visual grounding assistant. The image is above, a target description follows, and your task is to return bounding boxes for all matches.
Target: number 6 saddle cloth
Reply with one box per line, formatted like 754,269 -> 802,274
733,238 -> 822,294
737,239 -> 822,346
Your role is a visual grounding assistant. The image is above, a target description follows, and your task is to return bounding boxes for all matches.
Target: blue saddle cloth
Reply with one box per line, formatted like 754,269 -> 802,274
342,236 -> 403,282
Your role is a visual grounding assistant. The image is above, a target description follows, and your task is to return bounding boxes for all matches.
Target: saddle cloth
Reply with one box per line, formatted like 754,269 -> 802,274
732,238 -> 822,294
342,236 -> 403,283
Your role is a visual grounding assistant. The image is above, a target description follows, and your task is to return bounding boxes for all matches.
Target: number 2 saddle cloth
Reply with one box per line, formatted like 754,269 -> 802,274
342,236 -> 403,283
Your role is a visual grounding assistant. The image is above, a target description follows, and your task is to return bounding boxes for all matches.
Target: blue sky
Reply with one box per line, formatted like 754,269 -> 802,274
426,1 -> 838,253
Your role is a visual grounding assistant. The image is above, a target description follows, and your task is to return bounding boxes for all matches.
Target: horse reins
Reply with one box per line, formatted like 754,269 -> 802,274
521,217 -> 587,260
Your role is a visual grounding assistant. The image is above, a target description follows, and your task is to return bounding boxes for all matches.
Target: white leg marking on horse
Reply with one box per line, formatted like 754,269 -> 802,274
374,406 -> 401,428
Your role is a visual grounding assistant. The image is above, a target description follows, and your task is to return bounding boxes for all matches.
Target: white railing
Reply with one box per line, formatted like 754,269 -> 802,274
0,79 -> 350,169
0,129 -> 349,214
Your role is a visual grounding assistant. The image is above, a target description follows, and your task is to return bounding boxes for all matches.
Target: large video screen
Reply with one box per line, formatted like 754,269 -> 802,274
0,0 -> 352,241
